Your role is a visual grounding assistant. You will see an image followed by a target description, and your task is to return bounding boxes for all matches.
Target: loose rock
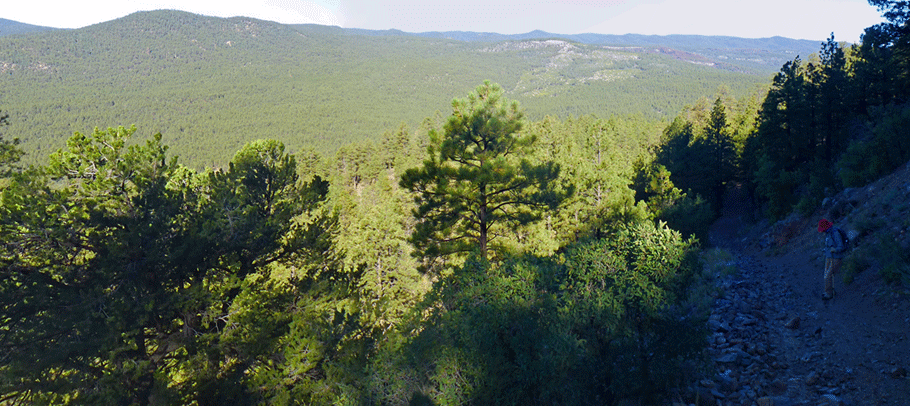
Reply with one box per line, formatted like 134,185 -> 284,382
784,316 -> 800,329
888,366 -> 907,378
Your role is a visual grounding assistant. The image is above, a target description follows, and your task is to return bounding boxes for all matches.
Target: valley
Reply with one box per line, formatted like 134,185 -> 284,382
0,10 -> 815,166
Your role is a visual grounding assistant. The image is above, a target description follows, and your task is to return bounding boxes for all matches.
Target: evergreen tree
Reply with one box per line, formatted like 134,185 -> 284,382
853,24 -> 901,110
755,57 -> 812,172
0,110 -> 23,173
400,81 -> 570,267
869,0 -> 910,25
0,129 -> 332,404
654,116 -> 698,192
812,34 -> 852,163
744,57 -> 815,217
700,97 -> 737,208
866,1 -> 910,100
547,116 -> 640,242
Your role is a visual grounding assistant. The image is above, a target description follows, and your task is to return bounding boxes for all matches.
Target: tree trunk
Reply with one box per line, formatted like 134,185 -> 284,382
479,184 -> 488,261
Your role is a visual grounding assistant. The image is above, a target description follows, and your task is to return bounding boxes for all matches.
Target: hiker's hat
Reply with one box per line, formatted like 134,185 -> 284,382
818,218 -> 833,232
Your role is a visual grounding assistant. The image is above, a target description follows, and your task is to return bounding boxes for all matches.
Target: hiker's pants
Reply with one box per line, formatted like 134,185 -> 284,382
824,257 -> 842,296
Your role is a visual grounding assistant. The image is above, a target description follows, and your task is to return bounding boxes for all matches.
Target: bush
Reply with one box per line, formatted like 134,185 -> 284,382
842,249 -> 871,285
658,192 -> 714,242
367,255 -> 574,405
880,263 -> 908,285
560,222 -> 709,402
367,221 -> 710,405
874,236 -> 910,286
635,162 -> 715,242
854,216 -> 885,237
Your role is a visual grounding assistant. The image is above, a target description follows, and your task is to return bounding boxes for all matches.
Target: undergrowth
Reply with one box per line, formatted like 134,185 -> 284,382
701,248 -> 737,278
841,247 -> 871,285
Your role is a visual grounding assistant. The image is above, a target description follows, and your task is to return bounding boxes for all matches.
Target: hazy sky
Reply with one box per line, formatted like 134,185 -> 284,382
5,0 -> 886,42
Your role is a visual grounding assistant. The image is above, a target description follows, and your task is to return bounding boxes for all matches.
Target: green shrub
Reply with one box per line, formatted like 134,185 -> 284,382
560,222 -> 708,403
854,216 -> 885,236
657,192 -> 714,243
842,249 -> 870,285
636,162 -> 715,242
873,236 -> 910,286
880,263 -> 907,285
367,221 -> 709,405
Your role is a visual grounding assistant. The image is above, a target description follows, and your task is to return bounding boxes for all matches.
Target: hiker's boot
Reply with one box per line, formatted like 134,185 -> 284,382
823,277 -> 835,300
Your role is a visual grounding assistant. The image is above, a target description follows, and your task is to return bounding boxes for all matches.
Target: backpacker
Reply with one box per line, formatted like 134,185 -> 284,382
832,227 -> 850,253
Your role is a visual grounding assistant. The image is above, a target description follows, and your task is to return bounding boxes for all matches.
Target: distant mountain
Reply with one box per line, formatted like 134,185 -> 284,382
301,25 -> 820,51
292,24 -> 820,75
0,10 -> 816,167
0,18 -> 60,37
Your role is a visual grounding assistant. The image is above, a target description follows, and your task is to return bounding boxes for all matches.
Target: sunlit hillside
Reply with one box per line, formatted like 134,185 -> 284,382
0,10 -> 815,166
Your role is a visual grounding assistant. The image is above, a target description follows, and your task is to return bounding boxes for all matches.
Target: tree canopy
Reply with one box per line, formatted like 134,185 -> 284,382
0,127 -> 333,404
5,2 -> 910,397
400,81 -> 571,267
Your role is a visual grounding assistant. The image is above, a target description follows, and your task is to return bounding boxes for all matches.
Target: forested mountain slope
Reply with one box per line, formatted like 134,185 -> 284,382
0,18 -> 59,37
0,10 -> 803,167
3,2 -> 910,403
337,27 -> 819,74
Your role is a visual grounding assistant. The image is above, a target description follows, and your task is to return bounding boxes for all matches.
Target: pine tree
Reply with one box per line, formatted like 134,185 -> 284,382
0,110 -> 23,174
702,98 -> 737,208
0,130 -> 333,404
812,34 -> 852,163
400,81 -> 570,268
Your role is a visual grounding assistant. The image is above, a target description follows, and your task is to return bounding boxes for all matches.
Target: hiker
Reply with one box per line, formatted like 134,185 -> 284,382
818,218 -> 846,300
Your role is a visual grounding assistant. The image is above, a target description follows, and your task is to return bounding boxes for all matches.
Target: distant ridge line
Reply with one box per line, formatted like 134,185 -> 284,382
0,18 -> 62,37
292,23 -> 822,50
0,9 -> 820,50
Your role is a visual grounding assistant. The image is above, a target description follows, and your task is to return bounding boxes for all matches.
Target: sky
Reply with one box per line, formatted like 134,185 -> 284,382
4,0 -> 887,42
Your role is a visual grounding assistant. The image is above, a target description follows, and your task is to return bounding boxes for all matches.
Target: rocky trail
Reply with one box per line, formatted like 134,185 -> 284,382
686,183 -> 910,406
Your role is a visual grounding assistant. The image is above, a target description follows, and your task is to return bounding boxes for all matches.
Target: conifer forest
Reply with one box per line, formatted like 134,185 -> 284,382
2,1 -> 910,404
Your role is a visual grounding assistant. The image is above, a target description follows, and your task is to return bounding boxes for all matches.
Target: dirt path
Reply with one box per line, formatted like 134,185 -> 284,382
696,186 -> 910,405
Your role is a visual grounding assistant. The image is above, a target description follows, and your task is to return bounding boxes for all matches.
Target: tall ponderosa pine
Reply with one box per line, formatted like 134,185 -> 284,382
754,57 -> 812,172
700,98 -> 737,208
745,34 -> 876,216
652,98 -> 735,214
854,24 -> 901,109
809,35 -> 852,163
400,81 -> 570,266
